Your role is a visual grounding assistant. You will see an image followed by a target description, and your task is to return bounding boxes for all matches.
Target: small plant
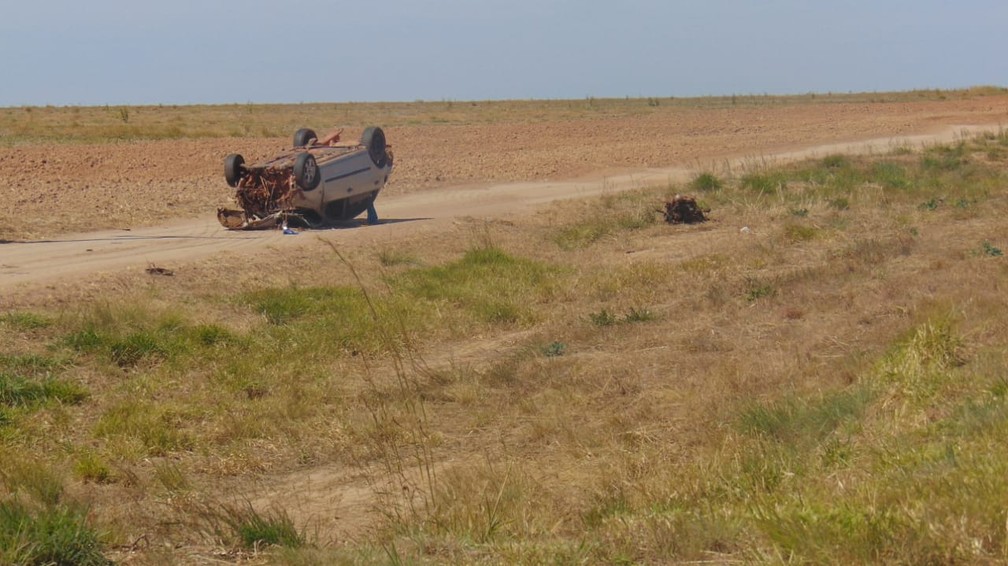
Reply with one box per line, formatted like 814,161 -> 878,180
0,311 -> 52,330
109,331 -> 166,367
154,462 -> 190,493
623,307 -> 655,323
589,309 -> 618,327
741,171 -> 788,194
195,502 -> 306,550
919,197 -> 941,211
871,161 -> 909,189
745,278 -> 775,301
738,387 -> 872,445
0,373 -> 88,408
377,248 -> 418,267
982,241 -> 1003,257
94,402 -> 194,457
783,223 -> 819,243
543,342 -> 566,357
0,499 -> 108,565
821,154 -> 850,169
921,143 -> 966,171
192,324 -> 236,347
117,106 -> 129,123
789,208 -> 809,217
690,172 -> 722,192
828,197 -> 850,211
879,318 -> 963,392
74,451 -> 112,484
233,506 -> 305,549
394,246 -> 557,325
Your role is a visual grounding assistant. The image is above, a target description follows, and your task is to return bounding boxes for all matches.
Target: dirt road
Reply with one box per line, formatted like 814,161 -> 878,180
1,125 -> 1001,295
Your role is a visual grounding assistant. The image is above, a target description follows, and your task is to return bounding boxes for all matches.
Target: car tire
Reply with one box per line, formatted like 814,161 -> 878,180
293,128 -> 317,147
361,126 -> 388,168
293,153 -> 320,190
224,154 -> 245,187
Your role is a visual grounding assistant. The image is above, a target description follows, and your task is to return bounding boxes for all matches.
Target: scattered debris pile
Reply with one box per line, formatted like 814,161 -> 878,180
662,195 -> 708,224
234,168 -> 297,219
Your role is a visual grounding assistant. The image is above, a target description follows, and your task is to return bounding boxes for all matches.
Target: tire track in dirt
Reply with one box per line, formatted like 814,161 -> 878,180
0,124 -> 1000,294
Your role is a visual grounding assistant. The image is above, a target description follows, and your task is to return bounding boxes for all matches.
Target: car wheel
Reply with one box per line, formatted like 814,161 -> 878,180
293,128 -> 317,147
224,154 -> 245,187
293,153 -> 320,190
361,126 -> 388,167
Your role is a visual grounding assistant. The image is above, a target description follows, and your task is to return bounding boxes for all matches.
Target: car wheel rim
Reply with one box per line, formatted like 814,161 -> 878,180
305,160 -> 317,184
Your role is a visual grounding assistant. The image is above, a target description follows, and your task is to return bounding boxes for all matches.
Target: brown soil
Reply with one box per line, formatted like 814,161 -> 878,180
2,96 -> 1006,242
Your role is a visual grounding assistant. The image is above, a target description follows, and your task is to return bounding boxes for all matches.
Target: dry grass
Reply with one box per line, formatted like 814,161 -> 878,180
3,88 -> 1003,145
1,129 -> 1008,563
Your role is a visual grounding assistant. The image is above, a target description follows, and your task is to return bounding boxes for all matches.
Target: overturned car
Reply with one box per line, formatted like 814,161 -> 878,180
217,126 -> 393,229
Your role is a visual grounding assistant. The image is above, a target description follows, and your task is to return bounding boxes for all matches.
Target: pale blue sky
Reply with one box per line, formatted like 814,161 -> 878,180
1,0 -> 1005,106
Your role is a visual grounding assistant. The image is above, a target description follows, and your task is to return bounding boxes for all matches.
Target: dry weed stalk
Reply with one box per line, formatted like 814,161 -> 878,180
322,240 -> 441,529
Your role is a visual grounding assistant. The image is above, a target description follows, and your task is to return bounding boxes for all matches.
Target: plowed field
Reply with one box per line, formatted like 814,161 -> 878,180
3,94 -> 1006,240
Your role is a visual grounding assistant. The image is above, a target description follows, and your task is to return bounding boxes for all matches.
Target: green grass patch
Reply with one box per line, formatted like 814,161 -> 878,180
0,373 -> 87,409
0,312 -> 53,331
589,309 -> 618,327
73,451 -> 113,484
94,402 -> 194,456
878,319 -> 963,390
871,161 -> 911,189
0,499 -> 108,566
243,286 -> 370,326
738,387 -> 874,446
690,172 -> 723,192
589,307 -> 655,327
821,154 -> 852,169
716,136 -> 1007,214
62,307 -> 241,368
0,353 -> 67,376
230,505 -> 306,549
194,502 -> 307,550
752,501 -> 911,564
981,241 -> 1003,257
921,143 -> 967,171
744,278 -> 776,302
782,223 -> 820,242
393,247 -> 560,325
740,170 -> 788,194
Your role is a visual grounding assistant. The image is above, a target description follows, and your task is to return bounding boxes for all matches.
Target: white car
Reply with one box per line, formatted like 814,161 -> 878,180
218,126 -> 393,229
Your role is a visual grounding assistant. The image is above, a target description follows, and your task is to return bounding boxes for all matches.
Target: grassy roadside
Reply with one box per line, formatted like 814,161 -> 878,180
1,130 -> 1007,563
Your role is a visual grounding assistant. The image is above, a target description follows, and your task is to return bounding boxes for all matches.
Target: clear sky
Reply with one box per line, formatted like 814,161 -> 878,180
1,0 -> 1005,107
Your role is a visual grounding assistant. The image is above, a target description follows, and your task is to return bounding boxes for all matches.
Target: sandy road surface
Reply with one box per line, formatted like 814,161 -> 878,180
1,125 -> 1000,295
